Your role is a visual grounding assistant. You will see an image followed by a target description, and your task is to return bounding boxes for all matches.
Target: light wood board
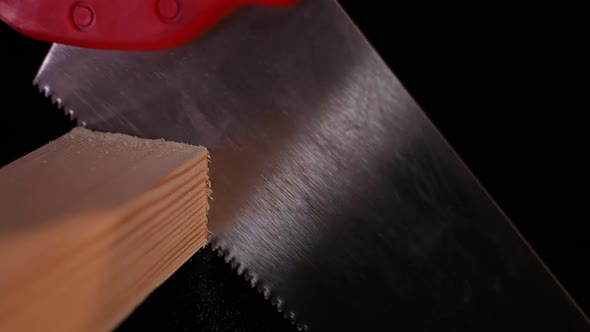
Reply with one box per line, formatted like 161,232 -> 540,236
0,127 -> 210,331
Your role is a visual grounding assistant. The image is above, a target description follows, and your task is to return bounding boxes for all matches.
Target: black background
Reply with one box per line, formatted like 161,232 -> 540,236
1,2 -> 587,330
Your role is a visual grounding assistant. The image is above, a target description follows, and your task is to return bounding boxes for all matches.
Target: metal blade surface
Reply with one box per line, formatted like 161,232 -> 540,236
34,0 -> 589,330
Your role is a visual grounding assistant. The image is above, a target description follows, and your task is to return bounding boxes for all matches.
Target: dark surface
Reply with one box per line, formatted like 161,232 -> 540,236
117,247 -> 296,331
1,2 -> 587,331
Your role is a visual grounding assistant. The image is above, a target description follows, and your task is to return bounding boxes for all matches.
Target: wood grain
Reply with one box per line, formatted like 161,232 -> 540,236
0,128 -> 210,331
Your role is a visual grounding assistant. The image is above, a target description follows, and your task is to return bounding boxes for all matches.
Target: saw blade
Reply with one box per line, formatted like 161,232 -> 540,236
34,0 -> 589,330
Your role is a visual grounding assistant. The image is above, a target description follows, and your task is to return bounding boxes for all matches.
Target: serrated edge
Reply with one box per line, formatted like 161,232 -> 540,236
211,242 -> 309,331
33,78 -> 306,330
33,81 -> 87,127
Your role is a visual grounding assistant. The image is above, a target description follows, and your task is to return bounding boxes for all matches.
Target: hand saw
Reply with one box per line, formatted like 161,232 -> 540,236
3,0 -> 589,330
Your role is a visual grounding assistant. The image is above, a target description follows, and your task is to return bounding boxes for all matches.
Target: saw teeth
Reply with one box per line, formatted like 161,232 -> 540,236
210,244 -> 305,330
41,85 -> 50,97
271,297 -> 284,311
49,95 -> 63,108
297,323 -> 308,331
255,283 -> 270,299
243,271 -> 258,287
229,259 -> 240,270
33,81 -> 83,127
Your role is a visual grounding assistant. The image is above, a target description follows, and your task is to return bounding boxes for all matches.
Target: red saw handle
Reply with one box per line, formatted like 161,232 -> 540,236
0,0 -> 299,50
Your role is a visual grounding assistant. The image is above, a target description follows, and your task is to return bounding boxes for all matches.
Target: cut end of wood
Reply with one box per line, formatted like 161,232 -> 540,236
0,127 -> 210,331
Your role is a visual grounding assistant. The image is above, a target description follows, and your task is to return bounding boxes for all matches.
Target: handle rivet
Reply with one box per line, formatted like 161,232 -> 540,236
157,0 -> 182,23
72,2 -> 96,31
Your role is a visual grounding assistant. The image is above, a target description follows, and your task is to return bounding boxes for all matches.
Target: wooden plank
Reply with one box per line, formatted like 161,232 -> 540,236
0,128 -> 210,331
